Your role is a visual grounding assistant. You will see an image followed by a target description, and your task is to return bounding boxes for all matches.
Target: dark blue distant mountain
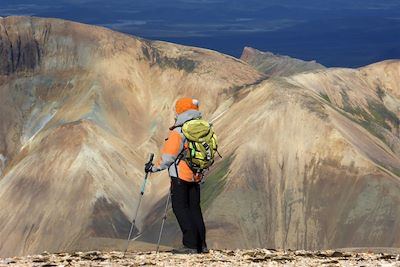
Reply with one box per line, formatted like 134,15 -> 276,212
1,0 -> 400,67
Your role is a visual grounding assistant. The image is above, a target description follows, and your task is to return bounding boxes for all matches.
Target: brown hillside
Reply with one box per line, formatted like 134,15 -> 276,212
1,16 -> 400,257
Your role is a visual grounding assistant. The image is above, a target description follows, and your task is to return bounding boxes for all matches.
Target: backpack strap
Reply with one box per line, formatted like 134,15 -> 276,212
173,151 -> 185,178
216,149 -> 223,158
169,124 -> 183,131
172,126 -> 187,179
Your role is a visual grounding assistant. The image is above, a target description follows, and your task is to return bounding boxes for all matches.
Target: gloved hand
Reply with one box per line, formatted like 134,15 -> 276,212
144,161 -> 154,173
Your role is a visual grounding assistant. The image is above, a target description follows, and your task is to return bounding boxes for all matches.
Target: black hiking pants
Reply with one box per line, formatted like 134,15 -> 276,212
171,177 -> 206,251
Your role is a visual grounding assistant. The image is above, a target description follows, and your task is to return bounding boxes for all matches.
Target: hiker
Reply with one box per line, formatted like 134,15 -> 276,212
145,97 -> 211,254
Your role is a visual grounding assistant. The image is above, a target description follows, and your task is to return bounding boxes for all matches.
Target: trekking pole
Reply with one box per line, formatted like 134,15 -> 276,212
156,189 -> 172,253
124,153 -> 154,255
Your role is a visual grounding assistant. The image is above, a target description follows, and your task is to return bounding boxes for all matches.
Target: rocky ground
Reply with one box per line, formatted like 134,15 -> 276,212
1,249 -> 400,266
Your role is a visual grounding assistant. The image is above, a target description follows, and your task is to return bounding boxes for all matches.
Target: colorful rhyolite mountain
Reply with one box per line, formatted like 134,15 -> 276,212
0,16 -> 400,257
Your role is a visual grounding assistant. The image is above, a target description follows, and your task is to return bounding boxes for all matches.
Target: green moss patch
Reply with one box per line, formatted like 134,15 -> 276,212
320,93 -> 331,103
141,46 -> 197,72
201,156 -> 232,210
339,91 -> 399,144
376,86 -> 385,101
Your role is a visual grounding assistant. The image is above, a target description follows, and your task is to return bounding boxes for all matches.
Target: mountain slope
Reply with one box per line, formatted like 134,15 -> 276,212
140,60 -> 400,250
0,16 -> 263,257
240,47 -> 325,77
201,60 -> 400,250
1,16 -> 400,257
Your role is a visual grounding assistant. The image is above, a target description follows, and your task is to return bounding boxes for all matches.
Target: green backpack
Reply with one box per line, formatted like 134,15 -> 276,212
181,119 -> 219,173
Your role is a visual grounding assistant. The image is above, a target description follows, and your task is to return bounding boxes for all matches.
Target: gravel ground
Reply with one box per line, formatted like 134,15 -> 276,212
1,249 -> 400,266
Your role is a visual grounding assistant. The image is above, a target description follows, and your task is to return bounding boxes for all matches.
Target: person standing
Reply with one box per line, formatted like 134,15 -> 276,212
145,97 -> 209,254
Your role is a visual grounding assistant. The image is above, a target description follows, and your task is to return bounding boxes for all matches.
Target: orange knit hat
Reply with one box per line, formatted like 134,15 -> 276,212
175,98 -> 200,114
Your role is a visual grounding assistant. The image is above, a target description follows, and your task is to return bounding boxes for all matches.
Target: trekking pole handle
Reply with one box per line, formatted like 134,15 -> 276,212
148,153 -> 154,164
140,153 -> 155,194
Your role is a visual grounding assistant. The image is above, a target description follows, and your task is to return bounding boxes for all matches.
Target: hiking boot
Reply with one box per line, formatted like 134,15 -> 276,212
200,246 -> 209,254
172,246 -> 198,254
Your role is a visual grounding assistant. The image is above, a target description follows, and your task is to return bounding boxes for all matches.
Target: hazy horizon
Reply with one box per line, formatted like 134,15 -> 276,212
1,0 -> 400,67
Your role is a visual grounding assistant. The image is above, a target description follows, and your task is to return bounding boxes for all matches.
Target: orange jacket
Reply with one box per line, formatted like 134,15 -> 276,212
152,110 -> 202,182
